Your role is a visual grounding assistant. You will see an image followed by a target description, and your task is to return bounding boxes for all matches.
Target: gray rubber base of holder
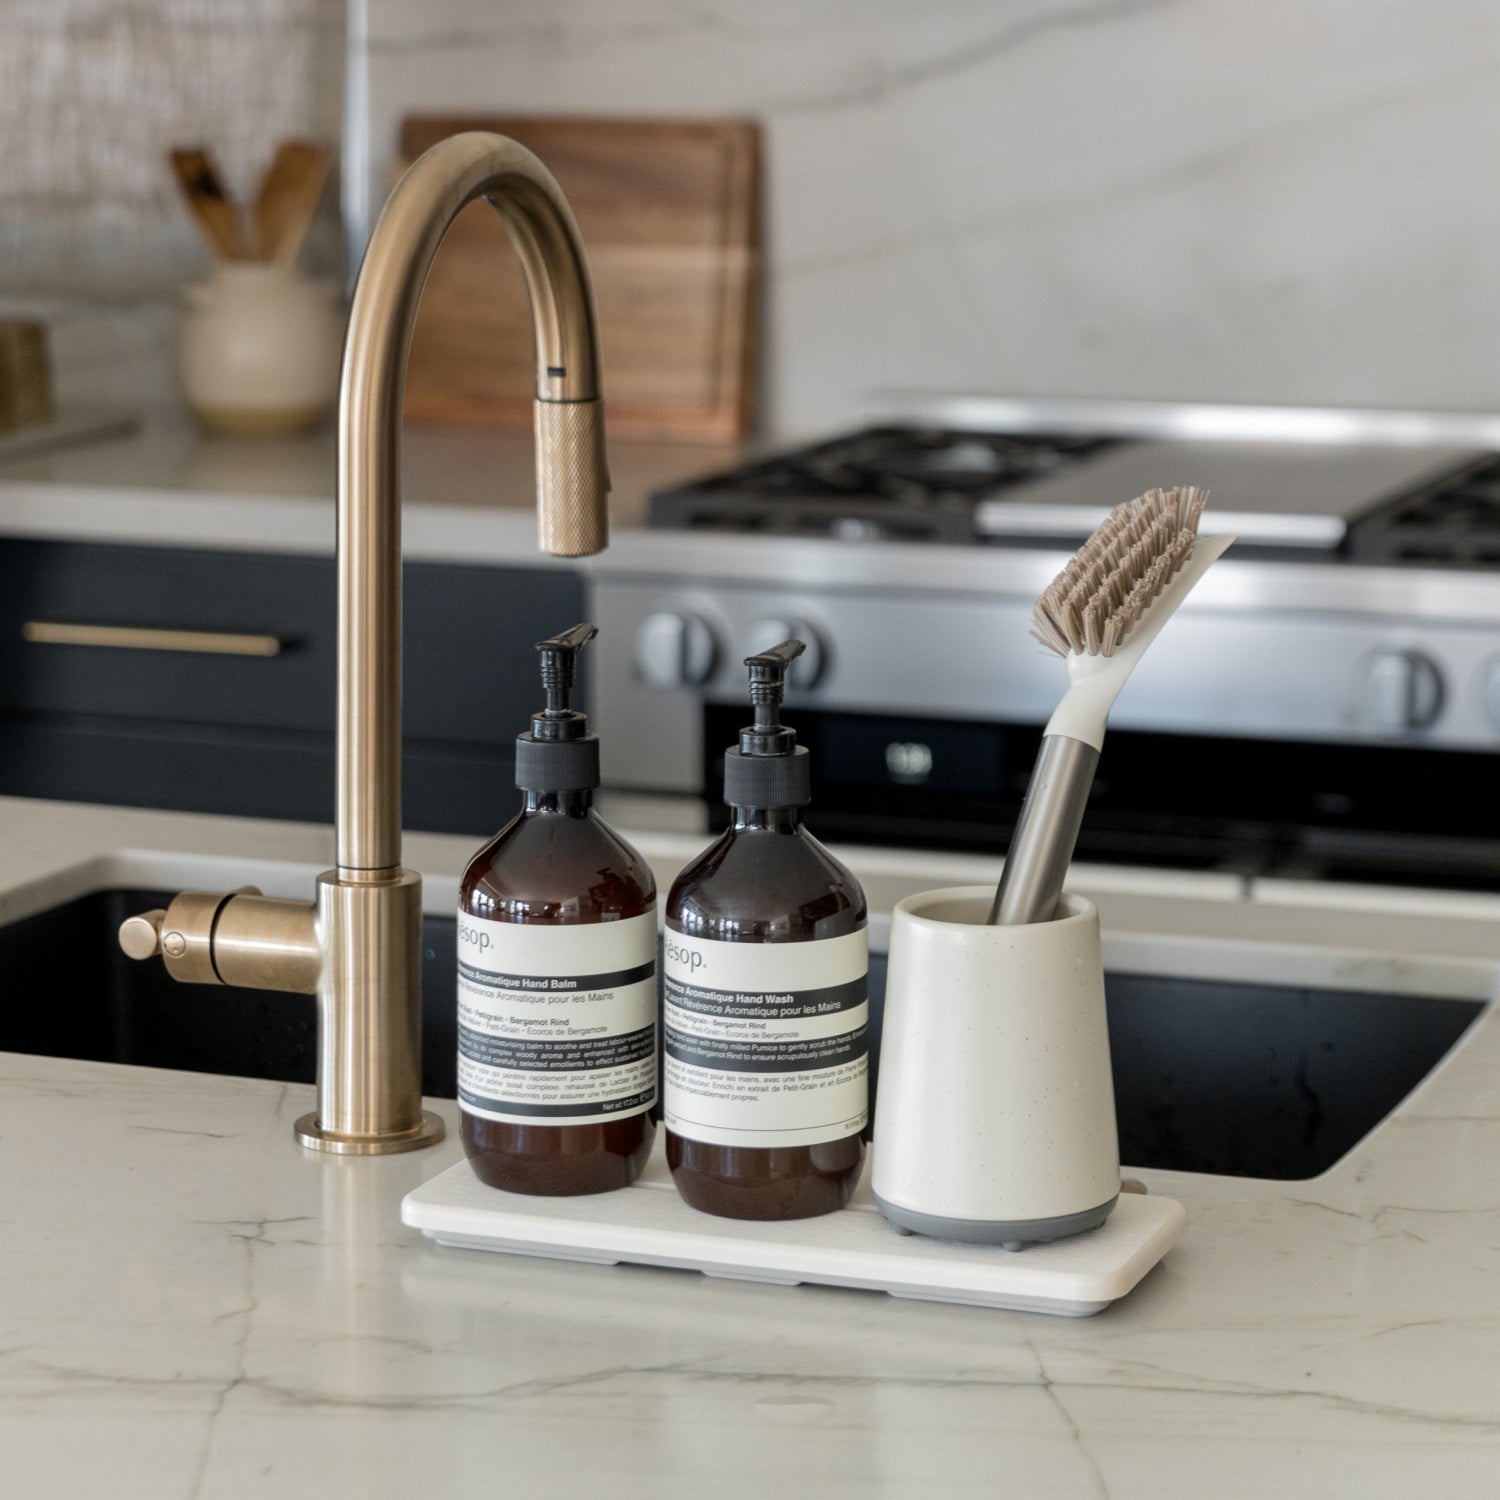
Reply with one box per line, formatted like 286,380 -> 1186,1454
873,1191 -> 1120,1251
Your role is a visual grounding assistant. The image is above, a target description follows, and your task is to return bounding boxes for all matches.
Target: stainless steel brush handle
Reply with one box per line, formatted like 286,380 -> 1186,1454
989,735 -> 1101,926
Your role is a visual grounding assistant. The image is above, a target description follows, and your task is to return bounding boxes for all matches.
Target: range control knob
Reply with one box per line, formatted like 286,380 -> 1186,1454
1365,650 -> 1444,732
744,618 -> 825,689
635,610 -> 718,688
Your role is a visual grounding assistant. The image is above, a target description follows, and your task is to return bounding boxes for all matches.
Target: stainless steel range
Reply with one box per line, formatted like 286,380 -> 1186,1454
589,397 -> 1500,889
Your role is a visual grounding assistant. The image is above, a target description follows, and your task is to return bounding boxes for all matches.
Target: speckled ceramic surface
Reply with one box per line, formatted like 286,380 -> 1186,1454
874,889 -> 1119,1235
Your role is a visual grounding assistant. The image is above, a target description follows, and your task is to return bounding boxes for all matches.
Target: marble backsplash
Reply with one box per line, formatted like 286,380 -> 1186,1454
7,0 -> 1500,437
363,0 -> 1500,437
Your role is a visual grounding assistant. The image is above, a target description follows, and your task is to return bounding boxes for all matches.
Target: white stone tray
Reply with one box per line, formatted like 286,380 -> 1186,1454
402,1143 -> 1186,1317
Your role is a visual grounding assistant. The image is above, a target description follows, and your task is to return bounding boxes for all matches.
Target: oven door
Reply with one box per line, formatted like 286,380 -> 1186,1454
695,705 -> 1500,889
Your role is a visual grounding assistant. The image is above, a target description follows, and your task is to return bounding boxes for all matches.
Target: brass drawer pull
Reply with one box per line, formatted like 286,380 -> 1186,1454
22,621 -> 286,658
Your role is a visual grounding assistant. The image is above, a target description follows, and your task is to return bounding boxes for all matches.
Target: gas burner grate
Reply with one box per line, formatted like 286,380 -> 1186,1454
648,425 -> 1126,542
1348,454 -> 1500,567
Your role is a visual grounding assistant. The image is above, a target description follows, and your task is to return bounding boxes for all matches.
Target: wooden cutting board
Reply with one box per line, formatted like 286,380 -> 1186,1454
399,116 -> 761,442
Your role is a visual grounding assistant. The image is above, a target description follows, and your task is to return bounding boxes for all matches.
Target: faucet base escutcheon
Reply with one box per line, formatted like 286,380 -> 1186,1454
294,1112 -> 446,1155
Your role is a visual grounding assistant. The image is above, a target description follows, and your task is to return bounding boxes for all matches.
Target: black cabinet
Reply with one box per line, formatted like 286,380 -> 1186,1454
0,539 -> 585,837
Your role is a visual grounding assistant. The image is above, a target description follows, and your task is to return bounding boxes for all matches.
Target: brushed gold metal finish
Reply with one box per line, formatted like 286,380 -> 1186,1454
311,870 -> 423,1136
337,130 -> 609,876
22,621 -> 285,657
158,889 -> 237,985
123,888 -> 320,994
118,909 -> 166,961
212,895 -> 320,993
294,1110 -> 446,1155
534,398 -> 609,556
117,131 -> 613,1157
291,875 -> 444,1154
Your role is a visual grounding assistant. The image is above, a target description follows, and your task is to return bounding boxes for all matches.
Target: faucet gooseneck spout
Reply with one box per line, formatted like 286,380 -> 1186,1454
117,133 -> 611,1155
338,131 -> 610,878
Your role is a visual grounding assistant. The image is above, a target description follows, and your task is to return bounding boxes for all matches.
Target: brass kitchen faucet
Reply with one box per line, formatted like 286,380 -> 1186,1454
118,133 -> 610,1153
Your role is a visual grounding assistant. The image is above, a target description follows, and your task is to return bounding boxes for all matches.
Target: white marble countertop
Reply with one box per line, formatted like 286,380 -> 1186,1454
5,794 -> 1500,1495
0,413 -> 738,560
10,410 -> 1480,617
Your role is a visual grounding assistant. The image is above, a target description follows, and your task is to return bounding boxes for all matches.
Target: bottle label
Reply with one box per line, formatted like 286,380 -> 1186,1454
662,927 -> 868,1150
457,908 -> 658,1127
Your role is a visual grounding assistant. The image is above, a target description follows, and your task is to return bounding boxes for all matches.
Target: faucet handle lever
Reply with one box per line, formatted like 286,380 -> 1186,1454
116,886 -> 266,983
119,909 -> 167,961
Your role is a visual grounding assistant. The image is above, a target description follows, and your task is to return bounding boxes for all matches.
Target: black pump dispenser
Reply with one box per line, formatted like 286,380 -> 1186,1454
514,622 -> 601,793
723,639 -> 812,810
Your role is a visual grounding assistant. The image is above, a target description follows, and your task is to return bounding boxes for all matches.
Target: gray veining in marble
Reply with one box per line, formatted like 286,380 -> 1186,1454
2,795 -> 1500,1494
16,2 -> 1500,443
359,0 -> 1500,438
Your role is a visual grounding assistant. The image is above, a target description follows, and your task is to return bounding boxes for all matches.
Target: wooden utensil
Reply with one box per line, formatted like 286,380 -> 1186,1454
168,147 -> 245,260
253,141 -> 332,265
398,116 -> 761,442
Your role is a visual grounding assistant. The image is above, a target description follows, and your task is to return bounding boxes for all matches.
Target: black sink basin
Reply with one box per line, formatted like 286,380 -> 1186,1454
0,887 -> 1483,1181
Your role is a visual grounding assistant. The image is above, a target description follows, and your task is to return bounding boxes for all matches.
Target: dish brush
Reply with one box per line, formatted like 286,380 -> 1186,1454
988,486 -> 1234,926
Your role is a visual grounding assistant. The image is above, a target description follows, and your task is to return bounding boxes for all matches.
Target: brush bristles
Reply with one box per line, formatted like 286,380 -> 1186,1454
1031,486 -> 1208,658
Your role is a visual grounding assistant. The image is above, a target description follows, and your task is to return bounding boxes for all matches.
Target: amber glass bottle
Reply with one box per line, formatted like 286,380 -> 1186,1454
663,641 -> 868,1220
458,624 -> 657,1195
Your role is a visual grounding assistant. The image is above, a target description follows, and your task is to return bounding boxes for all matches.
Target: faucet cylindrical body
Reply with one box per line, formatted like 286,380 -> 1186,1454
295,870 -> 430,1152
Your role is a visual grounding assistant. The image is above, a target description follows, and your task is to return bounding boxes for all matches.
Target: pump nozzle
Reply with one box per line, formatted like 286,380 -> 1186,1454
746,638 -> 805,674
745,639 -> 805,730
516,623 -> 602,791
536,622 -> 598,718
722,639 -> 812,808
741,639 -> 803,749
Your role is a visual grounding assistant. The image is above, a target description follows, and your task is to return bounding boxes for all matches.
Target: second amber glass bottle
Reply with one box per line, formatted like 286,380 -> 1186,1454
663,641 -> 868,1220
458,624 -> 657,1195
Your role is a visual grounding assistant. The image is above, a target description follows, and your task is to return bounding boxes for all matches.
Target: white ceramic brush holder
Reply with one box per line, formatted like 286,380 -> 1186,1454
872,886 -> 1120,1248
